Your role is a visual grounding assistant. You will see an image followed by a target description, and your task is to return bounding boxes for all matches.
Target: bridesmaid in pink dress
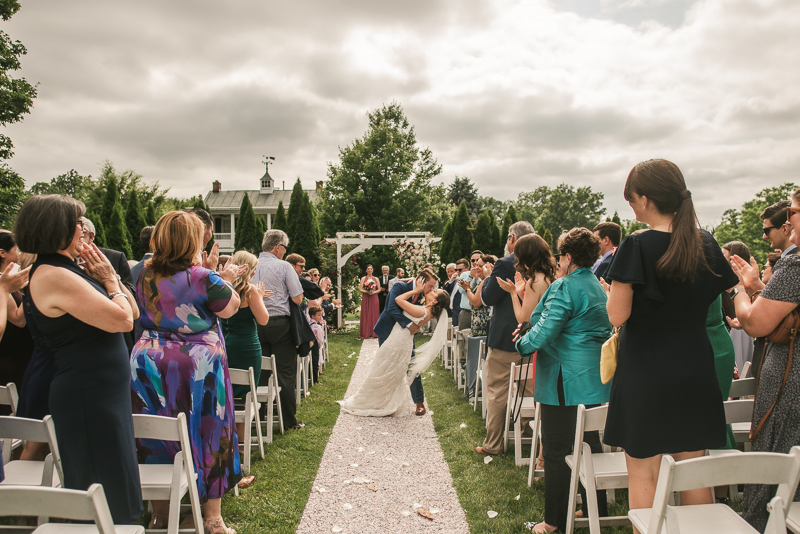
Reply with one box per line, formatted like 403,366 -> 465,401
359,265 -> 380,339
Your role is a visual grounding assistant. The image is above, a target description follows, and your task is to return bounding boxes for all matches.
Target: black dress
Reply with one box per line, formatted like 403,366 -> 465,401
0,291 -> 34,415
603,230 -> 739,458
28,254 -> 142,523
15,295 -> 55,420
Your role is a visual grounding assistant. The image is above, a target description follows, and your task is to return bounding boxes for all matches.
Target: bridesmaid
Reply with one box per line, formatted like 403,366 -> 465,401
359,264 -> 380,339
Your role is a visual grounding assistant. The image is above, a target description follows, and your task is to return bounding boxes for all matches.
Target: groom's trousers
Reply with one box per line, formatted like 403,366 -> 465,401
377,333 -> 424,404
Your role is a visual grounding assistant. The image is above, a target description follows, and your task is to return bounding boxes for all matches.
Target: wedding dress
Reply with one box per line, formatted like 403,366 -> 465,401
339,310 -> 448,417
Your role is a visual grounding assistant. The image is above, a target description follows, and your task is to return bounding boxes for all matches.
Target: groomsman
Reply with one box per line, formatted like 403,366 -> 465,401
378,265 -> 394,312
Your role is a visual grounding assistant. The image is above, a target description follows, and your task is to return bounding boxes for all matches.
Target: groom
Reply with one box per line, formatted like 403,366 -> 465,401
373,269 -> 438,416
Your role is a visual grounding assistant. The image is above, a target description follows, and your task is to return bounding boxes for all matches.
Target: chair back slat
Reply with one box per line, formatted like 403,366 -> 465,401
132,414 -> 182,442
261,355 -> 275,372
0,415 -> 51,442
229,368 -> 250,386
0,382 -> 18,414
729,377 -> 756,398
723,399 -> 754,425
583,404 -> 609,432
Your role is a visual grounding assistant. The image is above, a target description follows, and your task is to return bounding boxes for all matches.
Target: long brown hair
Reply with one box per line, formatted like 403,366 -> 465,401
231,250 -> 258,306
513,234 -> 556,288
147,211 -> 203,277
624,159 -> 704,281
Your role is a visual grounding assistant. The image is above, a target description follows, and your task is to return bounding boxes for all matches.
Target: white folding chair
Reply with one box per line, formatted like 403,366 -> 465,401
0,382 -> 21,454
228,367 -> 264,476
565,405 -> 629,534
0,484 -> 145,534
629,447 -> 800,534
503,361 -> 536,464
788,502 -> 800,533
729,377 -> 756,398
527,402 -> 544,485
256,355 -> 284,444
741,360 -> 752,379
708,399 -> 755,500
296,355 -> 312,404
0,415 -> 62,488
473,340 -> 486,412
132,413 -> 202,534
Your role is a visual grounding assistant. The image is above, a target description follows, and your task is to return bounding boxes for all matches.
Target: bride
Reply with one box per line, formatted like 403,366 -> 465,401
339,285 -> 451,417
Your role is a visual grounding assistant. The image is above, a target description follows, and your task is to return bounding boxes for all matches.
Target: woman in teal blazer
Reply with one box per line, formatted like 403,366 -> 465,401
516,227 -> 612,534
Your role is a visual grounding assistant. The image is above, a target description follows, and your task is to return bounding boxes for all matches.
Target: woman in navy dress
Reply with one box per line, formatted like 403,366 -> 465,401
14,195 -> 142,523
601,160 -> 738,531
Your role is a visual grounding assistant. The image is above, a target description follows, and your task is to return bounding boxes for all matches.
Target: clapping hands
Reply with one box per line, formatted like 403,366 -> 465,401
730,254 -> 762,293
218,258 -> 248,283
0,263 -> 30,294
253,282 -> 273,299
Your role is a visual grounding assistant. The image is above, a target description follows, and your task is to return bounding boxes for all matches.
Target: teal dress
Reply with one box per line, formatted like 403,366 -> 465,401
707,295 -> 736,449
220,305 -> 262,399
516,267 -> 613,406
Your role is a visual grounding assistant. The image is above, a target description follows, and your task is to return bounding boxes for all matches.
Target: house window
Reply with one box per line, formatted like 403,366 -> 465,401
214,217 -> 231,233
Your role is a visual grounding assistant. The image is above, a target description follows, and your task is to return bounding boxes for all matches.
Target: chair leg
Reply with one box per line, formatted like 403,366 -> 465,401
295,358 -> 302,405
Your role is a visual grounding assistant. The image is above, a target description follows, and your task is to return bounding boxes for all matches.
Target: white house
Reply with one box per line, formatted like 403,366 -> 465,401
204,165 -> 320,253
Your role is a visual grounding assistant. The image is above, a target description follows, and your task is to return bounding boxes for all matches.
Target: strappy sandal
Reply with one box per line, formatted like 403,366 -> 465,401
148,516 -> 168,530
524,521 -> 559,533
237,475 -> 256,489
204,517 -> 236,534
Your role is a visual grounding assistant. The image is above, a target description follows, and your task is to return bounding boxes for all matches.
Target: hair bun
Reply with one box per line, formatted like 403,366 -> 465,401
681,190 -> 692,200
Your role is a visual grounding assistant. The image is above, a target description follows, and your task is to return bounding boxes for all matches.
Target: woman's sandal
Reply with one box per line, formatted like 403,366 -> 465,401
148,516 -> 168,530
237,475 -> 256,489
203,517 -> 236,534
524,521 -> 559,533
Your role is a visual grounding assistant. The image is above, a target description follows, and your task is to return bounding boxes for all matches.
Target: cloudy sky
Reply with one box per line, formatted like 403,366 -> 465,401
5,0 -> 799,226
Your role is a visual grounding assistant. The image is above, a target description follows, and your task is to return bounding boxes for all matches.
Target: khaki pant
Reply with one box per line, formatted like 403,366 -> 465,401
482,347 -> 533,454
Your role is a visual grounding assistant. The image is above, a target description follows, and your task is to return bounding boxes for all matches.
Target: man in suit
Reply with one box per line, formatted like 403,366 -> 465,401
373,269 -> 437,415
378,265 -> 394,312
387,267 -> 404,292
592,222 -> 621,283
476,221 -> 535,456
81,217 -> 136,351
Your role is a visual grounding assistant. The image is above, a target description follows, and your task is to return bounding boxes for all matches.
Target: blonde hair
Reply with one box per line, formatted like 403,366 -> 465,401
17,251 -> 37,270
147,211 -> 203,277
231,250 -> 258,306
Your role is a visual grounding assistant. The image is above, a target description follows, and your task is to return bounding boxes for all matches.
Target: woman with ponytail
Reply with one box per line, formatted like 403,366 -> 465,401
600,159 -> 739,531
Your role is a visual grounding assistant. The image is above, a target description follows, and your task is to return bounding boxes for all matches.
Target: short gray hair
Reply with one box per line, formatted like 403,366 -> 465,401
262,229 -> 288,252
446,263 -> 456,270
81,217 -> 96,236
509,221 -> 535,239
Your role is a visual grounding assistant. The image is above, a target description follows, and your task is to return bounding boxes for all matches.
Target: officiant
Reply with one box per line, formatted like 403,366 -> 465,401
378,265 -> 394,312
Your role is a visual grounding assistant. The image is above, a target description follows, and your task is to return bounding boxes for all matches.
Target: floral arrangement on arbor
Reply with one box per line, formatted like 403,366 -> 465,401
392,238 -> 440,278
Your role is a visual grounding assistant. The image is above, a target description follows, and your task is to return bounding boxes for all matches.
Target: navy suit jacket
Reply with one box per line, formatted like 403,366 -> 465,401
481,253 -> 518,353
373,280 -> 419,341
594,252 -> 614,283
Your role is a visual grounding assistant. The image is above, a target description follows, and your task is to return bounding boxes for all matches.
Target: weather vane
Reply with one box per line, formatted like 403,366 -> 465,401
263,155 -> 275,171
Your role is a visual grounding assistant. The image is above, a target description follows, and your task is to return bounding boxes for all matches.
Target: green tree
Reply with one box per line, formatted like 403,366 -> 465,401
256,215 -> 267,237
146,201 -> 157,226
447,202 -> 473,262
317,102 -> 444,235
234,193 -> 260,254
86,211 -> 107,248
292,193 -> 321,266
487,209 -> 502,257
448,176 -> 481,220
713,182 -> 797,265
500,205 -> 518,255
125,188 -> 148,259
473,210 -> 497,256
541,228 -> 554,253
0,167 -> 24,228
285,178 -> 304,250
273,201 -> 287,231
516,184 -> 606,242
105,200 -> 133,258
438,220 -> 454,267
100,174 -> 120,228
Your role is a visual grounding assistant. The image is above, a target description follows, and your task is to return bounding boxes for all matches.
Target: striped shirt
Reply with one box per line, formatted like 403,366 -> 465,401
251,252 -> 303,317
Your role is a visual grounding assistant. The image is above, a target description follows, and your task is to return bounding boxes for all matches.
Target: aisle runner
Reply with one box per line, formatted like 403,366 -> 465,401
296,339 -> 469,534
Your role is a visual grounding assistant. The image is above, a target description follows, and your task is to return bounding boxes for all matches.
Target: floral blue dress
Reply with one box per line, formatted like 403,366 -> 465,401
130,265 -> 241,502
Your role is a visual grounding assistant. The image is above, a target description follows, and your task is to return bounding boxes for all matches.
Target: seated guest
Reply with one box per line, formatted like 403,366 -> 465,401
517,227 -> 611,533
732,189 -> 800,531
592,222 -> 621,282
129,211 -> 244,533
15,194 -> 142,523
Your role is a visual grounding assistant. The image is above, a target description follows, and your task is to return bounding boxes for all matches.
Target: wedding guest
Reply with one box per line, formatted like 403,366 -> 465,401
602,159 -> 738,531
130,210 -> 243,533
731,189 -> 800,531
750,252 -> 782,374
760,200 -> 797,256
721,241 -> 754,375
308,268 -> 320,284
761,252 -> 780,284
251,230 -> 305,429
182,206 -> 221,270
359,264 -> 380,339
592,222 -> 621,282
16,194 -> 142,523
0,230 -> 32,401
308,306 -> 325,379
318,276 -> 342,322
460,255 -> 493,401
387,267 -> 404,291
497,234 -> 556,325
476,221 -> 535,456
286,253 -> 324,380
517,228 -> 611,534
450,259 -> 468,327
130,225 -> 154,344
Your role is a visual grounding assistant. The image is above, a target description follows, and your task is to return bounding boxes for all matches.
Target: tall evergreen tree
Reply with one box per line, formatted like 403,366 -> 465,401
285,178 -> 304,251
256,215 -> 267,237
473,210 -> 496,256
86,211 -> 106,248
291,192 -> 321,266
234,194 -> 260,254
541,228 -> 554,253
146,201 -> 157,226
273,201 -> 287,231
447,201 -> 473,262
487,209 -> 502,257
105,200 -> 133,259
100,175 -> 119,227
500,205 -> 518,254
125,188 -> 148,259
438,220 -> 454,267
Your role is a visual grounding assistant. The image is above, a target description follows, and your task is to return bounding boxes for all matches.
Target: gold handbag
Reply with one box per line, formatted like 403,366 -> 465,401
600,327 -> 620,385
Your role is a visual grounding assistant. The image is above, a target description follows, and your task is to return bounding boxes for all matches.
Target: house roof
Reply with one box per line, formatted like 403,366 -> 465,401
204,189 -> 318,213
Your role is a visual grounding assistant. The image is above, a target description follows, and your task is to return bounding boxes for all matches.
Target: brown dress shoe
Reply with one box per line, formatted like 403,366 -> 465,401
415,402 -> 427,416
475,446 -> 496,456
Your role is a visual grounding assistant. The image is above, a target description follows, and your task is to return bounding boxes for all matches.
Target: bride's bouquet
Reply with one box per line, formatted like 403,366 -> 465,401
365,279 -> 378,293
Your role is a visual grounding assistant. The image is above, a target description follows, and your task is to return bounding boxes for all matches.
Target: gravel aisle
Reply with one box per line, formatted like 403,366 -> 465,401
296,338 -> 469,534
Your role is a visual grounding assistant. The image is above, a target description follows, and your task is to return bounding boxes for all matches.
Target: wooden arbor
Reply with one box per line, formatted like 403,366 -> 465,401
324,232 -> 441,327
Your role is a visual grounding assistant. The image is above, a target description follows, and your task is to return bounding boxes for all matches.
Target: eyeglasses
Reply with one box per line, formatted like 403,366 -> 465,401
297,263 -> 305,268
312,274 -> 320,278
455,268 -> 465,273
787,207 -> 800,220
471,259 -> 479,263
763,225 -> 780,237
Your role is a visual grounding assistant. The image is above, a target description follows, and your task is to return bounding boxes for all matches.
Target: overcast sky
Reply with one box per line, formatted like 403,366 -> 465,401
5,0 -> 799,226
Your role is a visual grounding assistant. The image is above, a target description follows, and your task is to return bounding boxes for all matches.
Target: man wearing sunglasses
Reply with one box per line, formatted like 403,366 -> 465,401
761,200 -> 797,257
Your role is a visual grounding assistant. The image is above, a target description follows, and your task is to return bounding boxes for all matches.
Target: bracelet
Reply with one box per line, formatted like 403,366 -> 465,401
108,291 -> 128,300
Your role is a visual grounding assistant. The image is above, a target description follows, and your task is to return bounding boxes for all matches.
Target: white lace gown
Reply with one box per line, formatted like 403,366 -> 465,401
339,310 -> 428,417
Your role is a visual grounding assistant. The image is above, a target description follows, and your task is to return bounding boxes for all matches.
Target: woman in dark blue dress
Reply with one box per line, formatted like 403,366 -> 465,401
14,195 -> 142,523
